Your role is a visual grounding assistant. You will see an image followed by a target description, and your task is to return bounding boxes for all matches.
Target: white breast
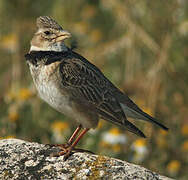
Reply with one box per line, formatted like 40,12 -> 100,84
28,63 -> 98,129
29,64 -> 73,116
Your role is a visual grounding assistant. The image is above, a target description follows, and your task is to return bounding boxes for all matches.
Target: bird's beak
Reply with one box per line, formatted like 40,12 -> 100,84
55,30 -> 71,42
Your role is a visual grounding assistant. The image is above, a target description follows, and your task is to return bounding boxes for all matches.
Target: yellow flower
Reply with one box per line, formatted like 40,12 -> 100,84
102,128 -> 127,144
159,129 -> 168,136
51,121 -> 69,143
131,139 -> 148,161
8,111 -> 19,122
109,128 -> 121,135
97,120 -> 105,129
18,88 -> 33,100
133,139 -> 146,147
112,144 -> 121,152
8,105 -> 19,122
100,141 -> 121,153
4,135 -> 16,139
135,99 -> 153,116
142,107 -> 153,117
51,121 -> 69,132
1,33 -> 18,53
100,141 -> 111,148
181,140 -> 188,152
181,124 -> 188,136
167,160 -> 181,176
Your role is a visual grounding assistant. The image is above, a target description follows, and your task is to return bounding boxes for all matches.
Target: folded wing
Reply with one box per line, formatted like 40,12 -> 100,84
58,51 -> 167,137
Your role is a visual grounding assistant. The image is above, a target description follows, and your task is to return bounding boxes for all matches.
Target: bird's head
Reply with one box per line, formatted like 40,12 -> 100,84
30,16 -> 71,52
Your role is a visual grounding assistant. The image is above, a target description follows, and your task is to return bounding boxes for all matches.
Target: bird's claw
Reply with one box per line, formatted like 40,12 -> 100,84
50,146 -> 73,160
47,143 -> 73,160
48,142 -> 94,160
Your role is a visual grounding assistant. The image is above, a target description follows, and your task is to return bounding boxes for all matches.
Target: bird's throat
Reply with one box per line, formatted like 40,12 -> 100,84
30,42 -> 68,52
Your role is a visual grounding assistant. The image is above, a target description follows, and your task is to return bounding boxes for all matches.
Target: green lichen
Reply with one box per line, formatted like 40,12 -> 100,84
3,170 -> 14,178
87,155 -> 108,179
74,155 -> 108,180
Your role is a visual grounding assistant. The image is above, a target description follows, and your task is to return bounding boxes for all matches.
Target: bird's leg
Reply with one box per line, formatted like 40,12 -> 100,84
47,124 -> 82,148
68,124 -> 82,145
68,128 -> 89,150
59,128 -> 90,160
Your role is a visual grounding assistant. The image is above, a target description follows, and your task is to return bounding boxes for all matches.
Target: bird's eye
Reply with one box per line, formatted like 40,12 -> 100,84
44,31 -> 51,35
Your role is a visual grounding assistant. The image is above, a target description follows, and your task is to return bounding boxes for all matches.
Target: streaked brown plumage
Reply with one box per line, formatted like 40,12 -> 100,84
25,16 -> 168,159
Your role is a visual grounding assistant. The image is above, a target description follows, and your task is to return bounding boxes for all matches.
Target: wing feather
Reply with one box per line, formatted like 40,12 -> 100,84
59,52 -> 126,126
58,50 -> 164,137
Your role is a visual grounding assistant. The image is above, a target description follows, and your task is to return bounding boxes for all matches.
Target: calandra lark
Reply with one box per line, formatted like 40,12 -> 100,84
25,16 -> 168,159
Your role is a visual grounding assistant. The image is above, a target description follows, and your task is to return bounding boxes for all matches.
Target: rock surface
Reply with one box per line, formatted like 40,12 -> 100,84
0,139 -> 173,180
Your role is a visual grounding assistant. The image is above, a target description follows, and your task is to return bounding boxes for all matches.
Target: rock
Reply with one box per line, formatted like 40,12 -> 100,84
0,139 -> 173,180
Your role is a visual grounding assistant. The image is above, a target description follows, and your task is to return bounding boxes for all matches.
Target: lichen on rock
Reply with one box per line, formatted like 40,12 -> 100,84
0,139 -> 173,180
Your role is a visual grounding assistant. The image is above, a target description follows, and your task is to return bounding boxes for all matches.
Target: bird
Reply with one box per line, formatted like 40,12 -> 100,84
25,16 -> 168,159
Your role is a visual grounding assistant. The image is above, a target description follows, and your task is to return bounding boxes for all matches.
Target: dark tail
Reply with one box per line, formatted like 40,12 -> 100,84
97,108 -> 146,138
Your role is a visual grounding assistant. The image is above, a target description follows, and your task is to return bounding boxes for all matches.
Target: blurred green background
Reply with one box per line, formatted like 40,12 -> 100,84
0,0 -> 188,179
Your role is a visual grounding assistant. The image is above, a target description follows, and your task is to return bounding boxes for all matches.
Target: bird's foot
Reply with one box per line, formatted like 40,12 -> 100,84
49,144 -> 95,160
47,142 -> 95,160
47,143 -> 73,160
51,146 -> 73,160
53,147 -> 95,160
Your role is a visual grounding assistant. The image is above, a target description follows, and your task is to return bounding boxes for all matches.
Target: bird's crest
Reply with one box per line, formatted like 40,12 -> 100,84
36,16 -> 63,30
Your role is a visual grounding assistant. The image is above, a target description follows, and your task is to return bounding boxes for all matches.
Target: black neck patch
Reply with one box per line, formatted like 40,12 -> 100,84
25,50 -> 71,66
